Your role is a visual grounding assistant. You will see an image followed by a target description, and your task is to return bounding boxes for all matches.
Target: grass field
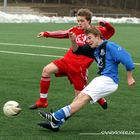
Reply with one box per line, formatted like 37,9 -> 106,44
0,23 -> 140,140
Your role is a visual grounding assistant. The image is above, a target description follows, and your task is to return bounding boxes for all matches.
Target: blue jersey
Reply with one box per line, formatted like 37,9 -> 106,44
94,40 -> 135,83
73,40 -> 135,84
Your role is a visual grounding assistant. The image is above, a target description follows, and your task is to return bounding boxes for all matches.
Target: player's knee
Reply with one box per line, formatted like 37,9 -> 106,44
42,63 -> 58,77
42,65 -> 51,76
78,92 -> 91,102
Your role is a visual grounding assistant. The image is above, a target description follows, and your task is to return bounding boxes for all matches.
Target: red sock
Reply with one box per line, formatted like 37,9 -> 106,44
39,76 -> 50,102
98,98 -> 105,106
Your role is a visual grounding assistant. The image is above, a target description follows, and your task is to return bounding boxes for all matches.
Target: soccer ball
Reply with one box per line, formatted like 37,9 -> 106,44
3,101 -> 21,117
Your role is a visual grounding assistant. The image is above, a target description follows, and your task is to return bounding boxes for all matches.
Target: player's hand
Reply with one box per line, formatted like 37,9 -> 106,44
37,32 -> 44,38
69,32 -> 76,42
128,77 -> 136,86
69,32 -> 78,52
98,21 -> 106,26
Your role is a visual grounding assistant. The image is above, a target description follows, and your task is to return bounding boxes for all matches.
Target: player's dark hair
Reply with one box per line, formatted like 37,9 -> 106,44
85,26 -> 102,38
77,9 -> 93,24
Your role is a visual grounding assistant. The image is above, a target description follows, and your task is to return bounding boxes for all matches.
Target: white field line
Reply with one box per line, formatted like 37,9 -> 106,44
0,50 -> 140,66
0,42 -> 139,66
0,42 -> 68,50
134,63 -> 140,66
0,50 -> 63,58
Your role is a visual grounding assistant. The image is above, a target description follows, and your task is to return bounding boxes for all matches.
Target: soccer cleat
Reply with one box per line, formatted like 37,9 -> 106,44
37,121 -> 59,132
38,110 -> 58,124
29,99 -> 48,110
97,98 -> 108,110
38,110 -> 63,129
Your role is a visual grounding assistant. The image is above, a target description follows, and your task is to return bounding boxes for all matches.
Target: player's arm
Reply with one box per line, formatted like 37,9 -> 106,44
69,32 -> 78,52
108,44 -> 135,86
69,32 -> 94,58
37,30 -> 70,38
97,21 -> 115,39
109,45 -> 135,70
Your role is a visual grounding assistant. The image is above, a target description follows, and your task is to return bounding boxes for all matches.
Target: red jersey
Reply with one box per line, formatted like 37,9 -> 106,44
43,22 -> 115,68
64,26 -> 93,68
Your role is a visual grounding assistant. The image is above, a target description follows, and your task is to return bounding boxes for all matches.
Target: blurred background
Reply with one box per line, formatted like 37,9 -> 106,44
0,0 -> 140,17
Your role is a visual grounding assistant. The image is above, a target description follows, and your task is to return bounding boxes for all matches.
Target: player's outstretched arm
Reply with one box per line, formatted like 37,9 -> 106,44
37,30 -> 70,38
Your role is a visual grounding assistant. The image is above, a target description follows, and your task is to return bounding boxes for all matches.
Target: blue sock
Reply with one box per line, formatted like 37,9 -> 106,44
53,105 -> 71,121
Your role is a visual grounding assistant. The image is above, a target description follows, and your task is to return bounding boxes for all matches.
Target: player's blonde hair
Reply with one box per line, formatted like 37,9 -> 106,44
85,26 -> 102,38
77,9 -> 93,24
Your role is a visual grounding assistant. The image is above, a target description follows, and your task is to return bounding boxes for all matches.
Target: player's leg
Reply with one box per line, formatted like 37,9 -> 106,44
70,92 -> 91,114
38,92 -> 91,131
29,62 -> 59,109
71,70 -> 108,109
74,88 -> 107,110
82,76 -> 118,104
38,76 -> 118,131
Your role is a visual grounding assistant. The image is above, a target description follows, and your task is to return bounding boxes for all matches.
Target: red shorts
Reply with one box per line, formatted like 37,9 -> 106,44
53,58 -> 88,91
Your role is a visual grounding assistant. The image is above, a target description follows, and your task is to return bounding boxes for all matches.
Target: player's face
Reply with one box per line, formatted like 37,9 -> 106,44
77,16 -> 90,29
86,33 -> 99,48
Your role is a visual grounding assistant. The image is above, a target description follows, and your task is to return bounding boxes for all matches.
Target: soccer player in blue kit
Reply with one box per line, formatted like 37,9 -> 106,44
38,26 -> 136,132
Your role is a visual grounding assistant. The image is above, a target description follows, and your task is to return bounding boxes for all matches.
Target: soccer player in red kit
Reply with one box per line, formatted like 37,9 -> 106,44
29,9 -> 115,110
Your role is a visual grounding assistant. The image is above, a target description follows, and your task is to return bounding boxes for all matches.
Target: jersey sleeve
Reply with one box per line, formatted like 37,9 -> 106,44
73,44 -> 94,58
108,43 -> 135,71
98,22 -> 115,39
43,29 -> 70,38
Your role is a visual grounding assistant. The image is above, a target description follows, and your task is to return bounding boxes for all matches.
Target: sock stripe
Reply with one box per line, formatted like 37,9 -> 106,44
53,105 -> 71,121
62,105 -> 71,118
41,76 -> 50,81
40,93 -> 48,98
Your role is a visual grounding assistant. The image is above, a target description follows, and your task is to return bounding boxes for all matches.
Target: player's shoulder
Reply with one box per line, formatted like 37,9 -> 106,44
107,41 -> 116,46
108,41 -> 120,47
107,41 -> 122,50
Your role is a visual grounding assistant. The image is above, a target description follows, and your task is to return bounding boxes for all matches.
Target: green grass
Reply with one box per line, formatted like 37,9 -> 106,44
0,23 -> 140,140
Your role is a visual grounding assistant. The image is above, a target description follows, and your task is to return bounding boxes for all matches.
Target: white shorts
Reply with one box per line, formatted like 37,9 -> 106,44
82,76 -> 118,103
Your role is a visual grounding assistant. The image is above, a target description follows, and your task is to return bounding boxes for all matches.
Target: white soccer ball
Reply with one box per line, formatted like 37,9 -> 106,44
3,101 -> 21,117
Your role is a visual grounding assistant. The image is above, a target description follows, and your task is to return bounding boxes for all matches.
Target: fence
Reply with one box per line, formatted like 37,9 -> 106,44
94,13 -> 131,18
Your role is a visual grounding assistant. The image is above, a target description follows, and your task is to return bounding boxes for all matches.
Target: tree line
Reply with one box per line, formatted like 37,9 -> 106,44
1,0 -> 140,11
